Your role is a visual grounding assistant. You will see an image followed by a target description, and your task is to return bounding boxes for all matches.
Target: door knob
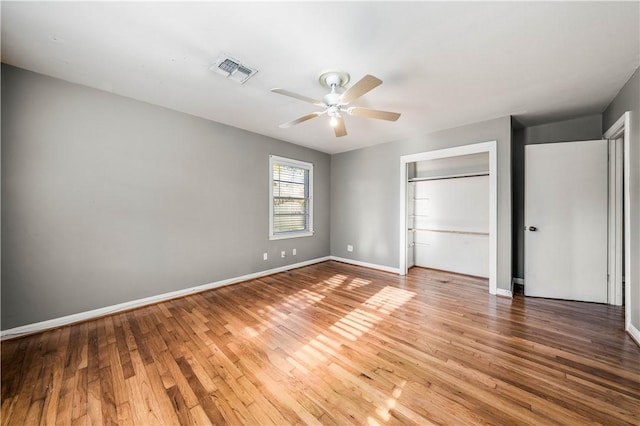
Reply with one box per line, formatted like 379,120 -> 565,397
528,226 -> 538,232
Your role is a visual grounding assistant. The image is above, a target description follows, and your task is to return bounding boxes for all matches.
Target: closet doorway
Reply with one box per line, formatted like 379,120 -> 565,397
399,141 -> 498,295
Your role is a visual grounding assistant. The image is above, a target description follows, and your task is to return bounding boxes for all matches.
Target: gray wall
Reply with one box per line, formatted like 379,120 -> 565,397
521,114 -> 603,145
603,67 -> 640,333
511,114 -> 603,279
1,64 -> 331,330
331,116 -> 512,291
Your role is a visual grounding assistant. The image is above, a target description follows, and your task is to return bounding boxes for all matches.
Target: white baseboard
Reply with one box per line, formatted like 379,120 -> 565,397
329,256 -> 400,274
1,256 -> 331,340
627,322 -> 640,347
512,277 -> 525,285
496,288 -> 513,298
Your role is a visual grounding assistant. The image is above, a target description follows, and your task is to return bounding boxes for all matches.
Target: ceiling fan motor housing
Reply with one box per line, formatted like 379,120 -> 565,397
323,92 -> 342,107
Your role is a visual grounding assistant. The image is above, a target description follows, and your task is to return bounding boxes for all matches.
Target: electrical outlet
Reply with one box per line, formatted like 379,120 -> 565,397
263,253 -> 268,261
292,248 -> 297,256
347,244 -> 354,252
281,251 -> 286,258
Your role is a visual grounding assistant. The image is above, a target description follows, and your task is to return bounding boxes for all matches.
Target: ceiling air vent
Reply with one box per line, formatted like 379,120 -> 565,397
211,55 -> 257,84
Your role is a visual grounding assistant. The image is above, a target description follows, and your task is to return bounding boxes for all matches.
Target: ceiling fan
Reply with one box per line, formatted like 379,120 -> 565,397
271,70 -> 401,137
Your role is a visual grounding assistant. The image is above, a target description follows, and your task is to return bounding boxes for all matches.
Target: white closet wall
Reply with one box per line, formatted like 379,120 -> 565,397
408,153 -> 489,277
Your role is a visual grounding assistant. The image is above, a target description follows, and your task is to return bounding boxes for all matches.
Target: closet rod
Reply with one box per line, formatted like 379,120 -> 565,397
409,228 -> 489,236
408,172 -> 489,182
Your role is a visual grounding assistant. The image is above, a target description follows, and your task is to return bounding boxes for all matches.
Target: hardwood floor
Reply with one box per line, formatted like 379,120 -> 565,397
2,260 -> 639,425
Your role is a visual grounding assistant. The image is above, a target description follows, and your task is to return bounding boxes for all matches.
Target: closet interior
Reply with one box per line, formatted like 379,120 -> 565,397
406,152 -> 490,277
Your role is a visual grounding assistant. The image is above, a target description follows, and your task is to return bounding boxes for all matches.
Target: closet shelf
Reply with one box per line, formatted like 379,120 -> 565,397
408,172 -> 488,182
408,227 -> 489,236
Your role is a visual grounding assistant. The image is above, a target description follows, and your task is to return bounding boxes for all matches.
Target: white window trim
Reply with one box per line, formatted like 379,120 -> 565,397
269,155 -> 314,240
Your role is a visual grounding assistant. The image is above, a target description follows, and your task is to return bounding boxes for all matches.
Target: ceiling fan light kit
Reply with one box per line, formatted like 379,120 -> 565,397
271,70 -> 401,138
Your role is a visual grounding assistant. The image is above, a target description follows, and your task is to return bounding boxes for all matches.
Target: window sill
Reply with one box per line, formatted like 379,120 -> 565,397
269,231 -> 314,241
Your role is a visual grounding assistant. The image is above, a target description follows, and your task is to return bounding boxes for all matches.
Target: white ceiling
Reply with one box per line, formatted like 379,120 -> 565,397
2,2 -> 639,154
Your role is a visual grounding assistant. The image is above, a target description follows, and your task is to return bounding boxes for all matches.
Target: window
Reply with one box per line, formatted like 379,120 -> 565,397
269,155 -> 313,239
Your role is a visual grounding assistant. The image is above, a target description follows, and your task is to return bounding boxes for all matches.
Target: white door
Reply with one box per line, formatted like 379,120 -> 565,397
524,140 -> 608,303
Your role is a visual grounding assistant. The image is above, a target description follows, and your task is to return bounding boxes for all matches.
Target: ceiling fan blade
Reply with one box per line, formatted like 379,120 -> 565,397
339,74 -> 382,104
333,115 -> 347,137
271,88 -> 323,105
279,111 -> 324,128
348,107 -> 401,121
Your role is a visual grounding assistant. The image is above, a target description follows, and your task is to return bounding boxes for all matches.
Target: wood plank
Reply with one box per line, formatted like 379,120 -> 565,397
98,365 -> 118,426
115,401 -> 133,426
54,376 -> 75,426
175,357 -> 226,425
70,367 -> 88,423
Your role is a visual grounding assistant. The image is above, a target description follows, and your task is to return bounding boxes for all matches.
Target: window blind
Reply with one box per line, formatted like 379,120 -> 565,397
270,156 -> 313,239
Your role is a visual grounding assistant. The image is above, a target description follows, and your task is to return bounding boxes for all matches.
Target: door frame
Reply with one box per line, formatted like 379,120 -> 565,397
604,112 -> 631,329
607,136 -> 623,306
399,141 -> 498,295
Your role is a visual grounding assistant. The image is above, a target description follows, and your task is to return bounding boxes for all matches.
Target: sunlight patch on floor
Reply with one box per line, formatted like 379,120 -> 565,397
347,277 -> 372,290
289,286 -> 416,373
243,274 -> 350,339
319,274 -> 348,291
247,288 -> 326,336
363,286 -> 415,315
367,416 -> 382,426
243,326 -> 259,338
374,380 -> 406,423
